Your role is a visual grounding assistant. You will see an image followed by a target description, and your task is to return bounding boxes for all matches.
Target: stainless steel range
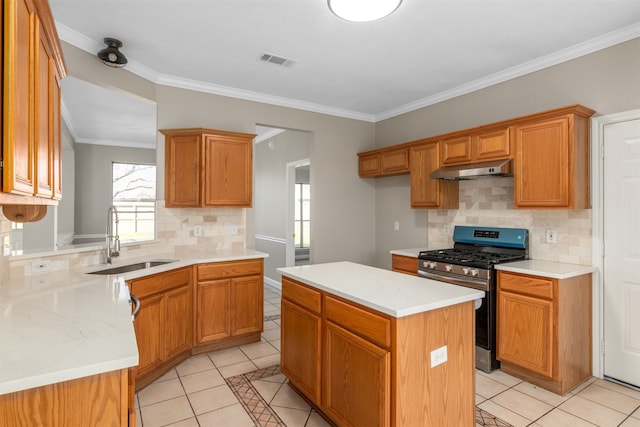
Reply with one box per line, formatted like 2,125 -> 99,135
418,226 -> 529,372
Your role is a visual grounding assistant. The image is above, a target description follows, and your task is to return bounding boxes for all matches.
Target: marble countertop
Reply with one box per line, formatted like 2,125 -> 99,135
0,248 -> 267,395
278,261 -> 484,317
495,260 -> 595,279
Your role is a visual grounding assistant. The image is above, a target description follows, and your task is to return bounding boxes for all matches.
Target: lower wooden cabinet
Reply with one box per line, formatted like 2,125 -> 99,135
0,369 -> 131,426
129,267 -> 193,387
497,270 -> 592,394
281,276 -> 475,426
196,259 -> 264,347
391,254 -> 418,276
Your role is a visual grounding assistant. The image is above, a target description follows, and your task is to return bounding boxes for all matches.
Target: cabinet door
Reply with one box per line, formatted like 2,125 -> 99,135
51,67 -> 62,199
134,293 -> 165,378
476,127 -> 511,160
281,299 -> 322,403
514,117 -> 570,207
197,279 -> 231,343
441,135 -> 472,165
358,152 -> 381,177
231,275 -> 263,336
164,134 -> 201,207
203,134 -> 252,207
497,291 -> 555,379
324,322 -> 390,427
165,283 -> 193,360
34,18 -> 54,198
410,142 -> 458,209
3,0 -> 38,195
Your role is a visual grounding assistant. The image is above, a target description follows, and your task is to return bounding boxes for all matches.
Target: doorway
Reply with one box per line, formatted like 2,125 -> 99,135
593,110 -> 640,388
286,160 -> 311,267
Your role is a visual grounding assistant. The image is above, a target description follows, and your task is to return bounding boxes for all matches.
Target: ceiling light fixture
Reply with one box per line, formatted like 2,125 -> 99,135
328,0 -> 402,22
97,38 -> 128,68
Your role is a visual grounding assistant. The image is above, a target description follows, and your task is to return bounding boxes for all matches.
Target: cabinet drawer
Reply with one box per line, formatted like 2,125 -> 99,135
325,295 -> 391,348
391,254 -> 417,275
198,259 -> 263,281
498,271 -> 554,300
129,267 -> 192,299
282,277 -> 321,314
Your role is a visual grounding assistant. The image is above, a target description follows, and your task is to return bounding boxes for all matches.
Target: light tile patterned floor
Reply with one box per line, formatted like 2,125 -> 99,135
135,284 -> 640,427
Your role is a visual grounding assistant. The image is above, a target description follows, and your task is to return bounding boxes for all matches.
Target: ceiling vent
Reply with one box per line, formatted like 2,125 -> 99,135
260,52 -> 296,67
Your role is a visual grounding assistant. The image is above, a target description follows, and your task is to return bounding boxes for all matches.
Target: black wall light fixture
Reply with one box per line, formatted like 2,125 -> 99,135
97,38 -> 128,68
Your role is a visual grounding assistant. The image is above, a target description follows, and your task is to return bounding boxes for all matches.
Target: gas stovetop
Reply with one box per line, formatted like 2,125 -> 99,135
419,226 -> 529,270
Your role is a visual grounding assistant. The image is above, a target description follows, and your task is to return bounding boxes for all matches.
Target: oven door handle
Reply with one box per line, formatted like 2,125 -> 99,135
417,269 -> 490,292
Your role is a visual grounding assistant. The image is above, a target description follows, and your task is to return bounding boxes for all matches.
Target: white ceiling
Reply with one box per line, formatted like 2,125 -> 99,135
50,0 -> 640,147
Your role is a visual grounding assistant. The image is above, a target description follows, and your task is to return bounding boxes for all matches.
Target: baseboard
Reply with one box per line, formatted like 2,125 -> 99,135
264,276 -> 281,290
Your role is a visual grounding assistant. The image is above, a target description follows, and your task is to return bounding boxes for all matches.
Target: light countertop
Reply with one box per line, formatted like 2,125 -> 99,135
278,261 -> 483,318
495,260 -> 595,279
0,248 -> 267,395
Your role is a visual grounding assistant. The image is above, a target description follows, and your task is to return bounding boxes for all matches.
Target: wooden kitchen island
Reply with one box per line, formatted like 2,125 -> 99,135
278,262 -> 484,427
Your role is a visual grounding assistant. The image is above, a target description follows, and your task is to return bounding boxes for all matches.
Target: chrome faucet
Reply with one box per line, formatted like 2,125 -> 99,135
105,206 -> 120,264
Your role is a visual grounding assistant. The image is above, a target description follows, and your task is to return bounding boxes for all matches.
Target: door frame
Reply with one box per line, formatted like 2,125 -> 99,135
285,158 -> 311,267
591,108 -> 640,379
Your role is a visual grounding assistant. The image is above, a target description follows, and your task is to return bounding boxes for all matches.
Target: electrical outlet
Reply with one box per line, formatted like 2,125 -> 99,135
430,345 -> 448,368
31,259 -> 51,274
546,229 -> 558,244
394,221 -> 400,231
194,225 -> 202,237
443,224 -> 451,234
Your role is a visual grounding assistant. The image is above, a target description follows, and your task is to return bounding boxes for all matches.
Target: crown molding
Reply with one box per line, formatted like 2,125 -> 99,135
56,21 -> 639,124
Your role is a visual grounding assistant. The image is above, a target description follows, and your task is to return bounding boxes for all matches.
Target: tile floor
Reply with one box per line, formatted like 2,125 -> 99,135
134,284 -> 640,427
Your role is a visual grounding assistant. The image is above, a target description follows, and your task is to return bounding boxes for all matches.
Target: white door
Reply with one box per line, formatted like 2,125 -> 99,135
603,118 -> 640,388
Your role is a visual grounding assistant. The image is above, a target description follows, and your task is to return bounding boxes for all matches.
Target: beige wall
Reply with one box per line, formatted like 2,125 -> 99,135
373,38 -> 640,268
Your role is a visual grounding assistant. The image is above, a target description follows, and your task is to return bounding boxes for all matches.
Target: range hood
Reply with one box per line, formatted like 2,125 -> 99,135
430,158 -> 513,180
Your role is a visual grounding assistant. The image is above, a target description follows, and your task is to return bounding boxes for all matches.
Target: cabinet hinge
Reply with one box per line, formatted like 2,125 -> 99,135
0,159 -> 3,169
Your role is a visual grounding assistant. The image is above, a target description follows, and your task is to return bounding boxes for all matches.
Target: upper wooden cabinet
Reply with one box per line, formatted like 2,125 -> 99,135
441,127 -> 512,165
1,0 -> 66,204
358,145 -> 410,177
161,128 -> 255,208
410,141 -> 458,209
514,106 -> 594,209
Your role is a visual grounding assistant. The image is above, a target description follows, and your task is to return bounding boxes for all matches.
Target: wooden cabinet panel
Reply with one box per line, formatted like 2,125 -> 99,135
162,128 -> 255,208
197,279 -> 231,343
282,276 -> 322,313
198,259 -> 263,281
0,369 -> 129,427
231,275 -> 263,336
134,293 -> 165,378
358,146 -> 409,177
391,254 -> 417,276
498,290 -> 555,378
324,322 -> 390,427
35,19 -> 54,198
476,127 -> 511,160
498,272 -> 553,299
410,141 -> 458,209
165,284 -> 193,360
281,299 -> 322,403
164,134 -> 201,207
515,117 -> 570,207
325,295 -> 391,348
441,135 -> 472,165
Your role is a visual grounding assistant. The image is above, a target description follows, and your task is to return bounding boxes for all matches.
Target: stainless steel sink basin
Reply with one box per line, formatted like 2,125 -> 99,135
88,260 -> 178,275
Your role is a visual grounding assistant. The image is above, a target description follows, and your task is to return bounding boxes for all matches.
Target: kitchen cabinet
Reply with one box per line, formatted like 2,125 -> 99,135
281,275 -> 475,426
358,145 -> 410,177
410,140 -> 459,209
161,128 -> 255,208
391,253 -> 417,276
513,105 -> 594,208
128,266 -> 193,389
196,259 -> 263,348
281,277 -> 322,403
441,127 -> 512,165
1,0 -> 65,204
497,270 -> 592,394
0,369 -> 131,426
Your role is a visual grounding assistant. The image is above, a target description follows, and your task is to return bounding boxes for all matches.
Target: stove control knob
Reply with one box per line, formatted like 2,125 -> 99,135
445,264 -> 453,272
462,267 -> 470,275
470,269 -> 479,277
428,262 -> 437,269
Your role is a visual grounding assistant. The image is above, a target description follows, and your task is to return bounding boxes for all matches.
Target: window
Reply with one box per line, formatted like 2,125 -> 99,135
294,183 -> 310,248
112,162 -> 156,242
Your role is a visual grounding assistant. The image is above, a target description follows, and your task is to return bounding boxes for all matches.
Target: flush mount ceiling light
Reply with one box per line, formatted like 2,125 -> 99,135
328,0 -> 402,22
97,38 -> 128,68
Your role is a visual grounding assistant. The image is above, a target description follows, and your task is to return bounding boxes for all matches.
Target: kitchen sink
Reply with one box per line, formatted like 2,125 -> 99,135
88,259 -> 178,275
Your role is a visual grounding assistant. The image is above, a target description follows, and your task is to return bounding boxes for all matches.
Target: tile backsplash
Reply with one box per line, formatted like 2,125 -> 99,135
428,178 -> 593,266
1,201 -> 246,281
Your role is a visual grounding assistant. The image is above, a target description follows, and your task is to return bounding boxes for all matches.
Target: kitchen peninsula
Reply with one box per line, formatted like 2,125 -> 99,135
278,261 -> 484,427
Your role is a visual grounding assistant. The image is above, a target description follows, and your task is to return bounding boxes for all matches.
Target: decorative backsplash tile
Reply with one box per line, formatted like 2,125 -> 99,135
428,178 -> 593,266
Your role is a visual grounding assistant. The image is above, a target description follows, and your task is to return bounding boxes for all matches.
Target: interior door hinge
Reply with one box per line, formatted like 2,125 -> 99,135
602,242 -> 605,257
601,340 -> 605,355
601,143 -> 605,159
